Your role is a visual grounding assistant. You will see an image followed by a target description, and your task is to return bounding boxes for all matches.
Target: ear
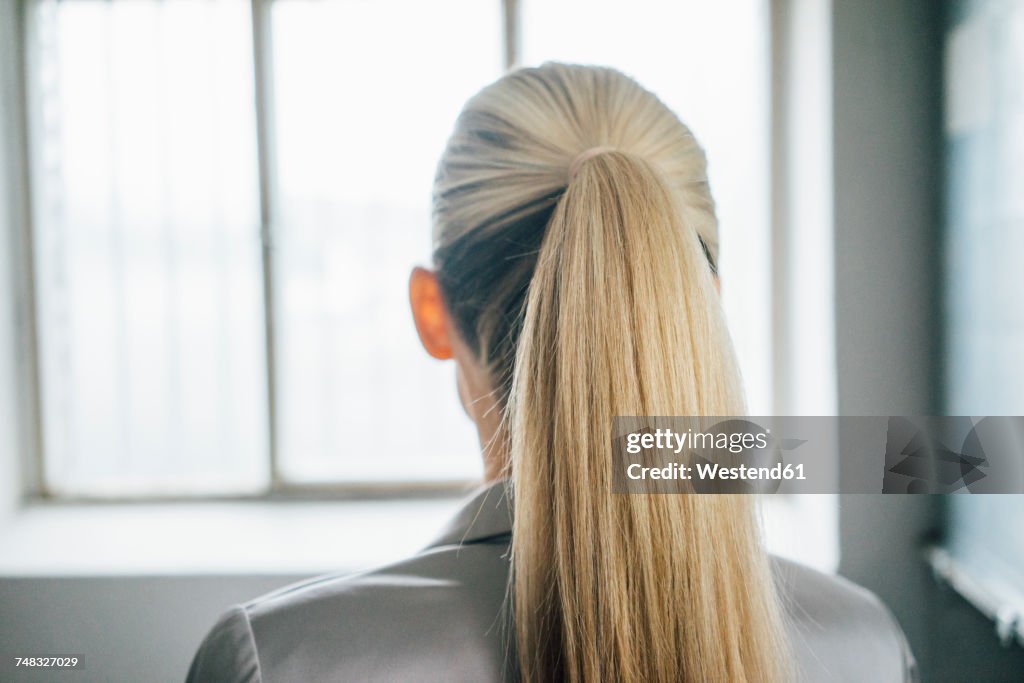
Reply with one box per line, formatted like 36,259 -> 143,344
409,266 -> 454,360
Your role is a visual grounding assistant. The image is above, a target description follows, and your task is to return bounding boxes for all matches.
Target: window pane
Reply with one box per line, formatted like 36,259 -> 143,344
942,0 -> 1024,632
271,0 -> 501,482
521,0 -> 773,414
28,0 -> 268,495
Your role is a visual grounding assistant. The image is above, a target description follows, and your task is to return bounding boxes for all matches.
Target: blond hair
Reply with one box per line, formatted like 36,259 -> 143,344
433,63 -> 789,683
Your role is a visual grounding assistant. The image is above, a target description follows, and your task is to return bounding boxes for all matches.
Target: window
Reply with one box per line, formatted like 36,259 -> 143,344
18,0 -> 781,499
24,0 -> 499,496
935,0 -> 1024,644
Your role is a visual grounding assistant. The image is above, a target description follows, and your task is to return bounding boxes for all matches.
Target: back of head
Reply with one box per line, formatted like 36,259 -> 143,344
433,63 -> 789,683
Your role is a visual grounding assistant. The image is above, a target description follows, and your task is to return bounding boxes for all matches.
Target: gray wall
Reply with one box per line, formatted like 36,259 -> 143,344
0,575 -> 308,683
832,1 -> 943,417
831,0 -> 945,678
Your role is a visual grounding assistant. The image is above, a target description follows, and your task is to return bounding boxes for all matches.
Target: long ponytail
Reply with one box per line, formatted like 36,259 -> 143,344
433,63 -> 790,683
509,150 -> 787,682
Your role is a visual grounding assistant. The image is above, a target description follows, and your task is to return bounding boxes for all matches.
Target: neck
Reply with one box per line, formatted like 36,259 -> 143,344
473,392 -> 508,484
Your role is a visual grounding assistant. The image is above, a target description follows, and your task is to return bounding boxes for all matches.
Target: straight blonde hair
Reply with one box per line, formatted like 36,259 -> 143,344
433,63 -> 789,683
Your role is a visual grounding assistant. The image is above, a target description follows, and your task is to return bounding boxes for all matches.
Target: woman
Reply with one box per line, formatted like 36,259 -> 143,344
188,63 -> 916,682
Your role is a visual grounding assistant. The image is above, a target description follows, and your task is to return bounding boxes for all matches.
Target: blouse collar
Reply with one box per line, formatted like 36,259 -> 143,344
426,479 -> 512,548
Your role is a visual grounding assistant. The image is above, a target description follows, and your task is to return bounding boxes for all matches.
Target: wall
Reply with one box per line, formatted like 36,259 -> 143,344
0,575 -> 307,683
831,0 -> 945,677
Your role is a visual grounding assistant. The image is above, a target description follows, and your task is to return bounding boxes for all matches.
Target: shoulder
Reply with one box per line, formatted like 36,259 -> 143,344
186,605 -> 260,683
772,556 -> 918,682
189,538 -> 511,683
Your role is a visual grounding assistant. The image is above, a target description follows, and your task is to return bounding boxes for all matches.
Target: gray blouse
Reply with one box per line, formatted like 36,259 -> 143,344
187,483 -> 918,682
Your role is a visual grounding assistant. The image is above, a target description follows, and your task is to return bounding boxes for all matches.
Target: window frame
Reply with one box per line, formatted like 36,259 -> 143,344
4,0 -> 46,504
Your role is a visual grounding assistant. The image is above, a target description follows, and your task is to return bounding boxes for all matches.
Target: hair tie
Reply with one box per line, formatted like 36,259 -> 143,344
568,146 -> 616,182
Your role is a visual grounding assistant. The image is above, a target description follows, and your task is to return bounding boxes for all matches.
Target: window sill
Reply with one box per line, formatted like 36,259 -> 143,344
0,495 -> 838,577
0,497 -> 464,577
928,546 -> 1024,648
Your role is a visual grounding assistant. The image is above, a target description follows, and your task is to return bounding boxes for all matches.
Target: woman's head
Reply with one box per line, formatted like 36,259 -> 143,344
410,63 -> 788,683
424,63 -> 723,408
